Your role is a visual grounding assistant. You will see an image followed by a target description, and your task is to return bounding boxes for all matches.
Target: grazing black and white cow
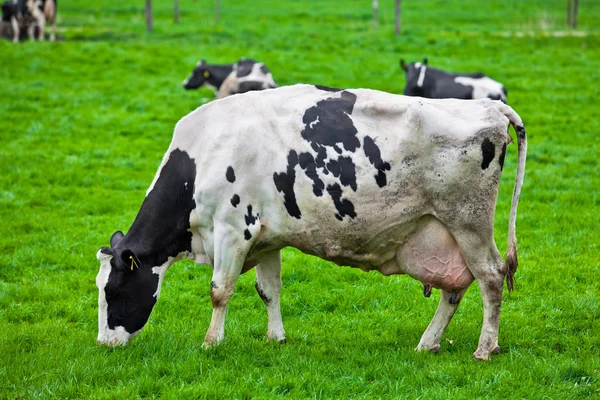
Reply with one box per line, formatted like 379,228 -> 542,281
96,84 -> 527,361
400,58 -> 507,102
182,58 -> 277,98
1,0 -> 57,42
182,60 -> 234,92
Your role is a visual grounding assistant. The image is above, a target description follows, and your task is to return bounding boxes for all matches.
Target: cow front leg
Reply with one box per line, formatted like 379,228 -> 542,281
416,288 -> 467,352
203,223 -> 253,348
255,250 -> 286,343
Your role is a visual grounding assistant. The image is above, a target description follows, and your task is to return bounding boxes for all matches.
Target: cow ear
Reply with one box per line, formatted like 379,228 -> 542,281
423,58 -> 429,65
200,59 -> 206,65
120,249 -> 141,272
110,231 -> 124,248
400,59 -> 407,71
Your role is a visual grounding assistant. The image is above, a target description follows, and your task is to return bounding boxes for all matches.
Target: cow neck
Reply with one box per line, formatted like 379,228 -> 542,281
117,203 -> 186,265
115,148 -> 197,267
209,65 -> 234,88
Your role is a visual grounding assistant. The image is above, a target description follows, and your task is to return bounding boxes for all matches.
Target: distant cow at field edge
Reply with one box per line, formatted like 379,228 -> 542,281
1,0 -> 57,42
400,58 -> 507,102
183,58 -> 277,99
96,84 -> 527,361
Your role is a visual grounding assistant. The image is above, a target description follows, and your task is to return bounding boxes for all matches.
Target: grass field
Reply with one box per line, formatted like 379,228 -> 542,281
1,0 -> 599,398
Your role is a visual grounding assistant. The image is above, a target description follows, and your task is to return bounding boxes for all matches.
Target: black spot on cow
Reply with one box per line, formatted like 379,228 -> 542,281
301,91 -> 360,153
481,138 -> 495,170
315,85 -> 342,93
244,229 -> 252,240
298,152 -> 325,196
273,90 -> 391,220
104,149 -> 197,333
516,125 -> 526,141
226,166 -> 236,183
259,64 -> 269,75
273,91 -> 390,220
499,142 -> 507,171
211,281 -> 218,289
244,205 -> 259,226
327,156 -> 357,191
312,143 -> 328,171
273,150 -> 301,219
327,183 -> 356,221
235,59 -> 257,78
363,136 -> 391,187
230,194 -> 240,207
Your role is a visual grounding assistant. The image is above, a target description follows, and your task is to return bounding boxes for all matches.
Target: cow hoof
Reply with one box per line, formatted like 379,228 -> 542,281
415,343 -> 440,353
472,351 -> 490,361
202,336 -> 222,349
492,346 -> 501,355
278,338 -> 287,344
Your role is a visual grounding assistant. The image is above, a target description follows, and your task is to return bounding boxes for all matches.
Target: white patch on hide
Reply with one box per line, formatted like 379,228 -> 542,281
417,65 -> 427,87
454,76 -> 506,101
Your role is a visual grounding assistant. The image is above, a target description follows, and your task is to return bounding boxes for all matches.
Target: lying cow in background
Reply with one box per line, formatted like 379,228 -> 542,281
400,58 -> 507,102
96,84 -> 527,361
1,0 -> 57,42
183,58 -> 277,99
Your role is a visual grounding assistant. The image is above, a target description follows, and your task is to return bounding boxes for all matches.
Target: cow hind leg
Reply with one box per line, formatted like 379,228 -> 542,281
416,288 -> 468,352
255,250 -> 286,343
453,231 -> 505,361
203,223 -> 254,348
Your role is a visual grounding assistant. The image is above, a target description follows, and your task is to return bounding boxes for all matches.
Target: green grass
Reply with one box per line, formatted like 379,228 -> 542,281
1,0 -> 599,398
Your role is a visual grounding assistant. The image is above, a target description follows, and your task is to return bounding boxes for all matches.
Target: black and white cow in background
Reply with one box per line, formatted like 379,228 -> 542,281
1,0 -> 57,42
182,58 -> 277,98
400,58 -> 507,102
96,84 -> 527,361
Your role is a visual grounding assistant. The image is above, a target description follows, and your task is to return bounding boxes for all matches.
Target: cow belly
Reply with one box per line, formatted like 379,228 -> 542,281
380,216 -> 474,291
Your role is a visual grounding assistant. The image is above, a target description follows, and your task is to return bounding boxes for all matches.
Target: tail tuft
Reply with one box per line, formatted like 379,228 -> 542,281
505,242 -> 518,292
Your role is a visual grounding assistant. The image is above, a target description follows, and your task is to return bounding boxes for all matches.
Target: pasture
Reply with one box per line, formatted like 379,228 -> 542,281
1,0 -> 599,398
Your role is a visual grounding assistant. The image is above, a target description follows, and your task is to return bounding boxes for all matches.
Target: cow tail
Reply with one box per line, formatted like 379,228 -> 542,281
497,103 -> 527,291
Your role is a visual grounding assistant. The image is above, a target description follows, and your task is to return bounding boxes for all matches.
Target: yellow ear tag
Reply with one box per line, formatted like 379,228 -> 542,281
130,255 -> 139,271
203,71 -> 210,78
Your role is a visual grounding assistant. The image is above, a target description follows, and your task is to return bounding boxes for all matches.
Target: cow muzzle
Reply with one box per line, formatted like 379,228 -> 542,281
96,326 -> 133,347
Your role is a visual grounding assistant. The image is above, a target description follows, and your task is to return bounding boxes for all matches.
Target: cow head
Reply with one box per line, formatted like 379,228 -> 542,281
400,58 -> 428,97
96,231 -> 162,346
182,59 -> 210,90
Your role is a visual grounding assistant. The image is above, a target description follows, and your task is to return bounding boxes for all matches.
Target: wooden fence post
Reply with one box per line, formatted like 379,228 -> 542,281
372,0 -> 379,29
145,0 -> 153,32
395,0 -> 402,36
